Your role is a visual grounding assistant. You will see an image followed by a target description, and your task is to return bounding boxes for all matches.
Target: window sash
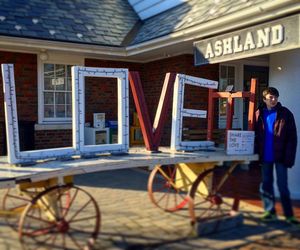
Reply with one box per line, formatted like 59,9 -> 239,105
42,63 -> 72,121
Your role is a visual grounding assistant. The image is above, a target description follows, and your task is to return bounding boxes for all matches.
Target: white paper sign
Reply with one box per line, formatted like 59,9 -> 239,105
226,130 -> 254,155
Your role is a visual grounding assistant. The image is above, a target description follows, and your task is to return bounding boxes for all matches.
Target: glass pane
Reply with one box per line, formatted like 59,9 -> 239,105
53,77 -> 65,90
219,79 -> 228,91
66,105 -> 72,117
44,105 -> 54,118
67,77 -> 72,90
44,78 -> 54,90
44,92 -> 54,104
228,78 -> 235,85
219,99 -> 227,115
66,92 -> 72,104
55,64 -> 65,77
55,105 -> 66,117
44,64 -> 54,77
55,92 -> 65,104
228,66 -> 235,78
220,65 -> 227,78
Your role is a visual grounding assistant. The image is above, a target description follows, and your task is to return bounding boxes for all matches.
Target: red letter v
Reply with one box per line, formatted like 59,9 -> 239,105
129,72 -> 176,151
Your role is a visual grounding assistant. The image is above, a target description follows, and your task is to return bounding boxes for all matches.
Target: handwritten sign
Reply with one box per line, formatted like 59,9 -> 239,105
226,130 -> 254,155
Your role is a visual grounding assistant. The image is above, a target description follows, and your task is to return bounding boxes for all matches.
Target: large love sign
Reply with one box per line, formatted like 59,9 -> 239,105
129,72 -> 218,152
2,64 -> 218,164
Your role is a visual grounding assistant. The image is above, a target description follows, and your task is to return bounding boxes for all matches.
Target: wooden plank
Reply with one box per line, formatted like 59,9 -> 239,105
0,148 -> 258,188
248,79 -> 257,131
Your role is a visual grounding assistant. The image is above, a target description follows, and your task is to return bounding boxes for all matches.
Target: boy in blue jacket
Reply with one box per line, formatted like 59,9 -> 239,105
255,87 -> 299,225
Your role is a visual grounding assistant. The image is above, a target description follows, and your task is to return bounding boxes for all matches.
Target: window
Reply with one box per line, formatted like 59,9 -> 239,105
219,65 -> 235,91
219,65 -> 235,116
42,63 -> 72,122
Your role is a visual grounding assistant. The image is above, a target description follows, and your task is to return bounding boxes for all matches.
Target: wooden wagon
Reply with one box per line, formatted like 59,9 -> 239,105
0,148 -> 258,250
0,64 -> 258,249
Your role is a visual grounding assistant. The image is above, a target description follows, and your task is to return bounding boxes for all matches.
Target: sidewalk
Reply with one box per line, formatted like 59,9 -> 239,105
0,167 -> 299,250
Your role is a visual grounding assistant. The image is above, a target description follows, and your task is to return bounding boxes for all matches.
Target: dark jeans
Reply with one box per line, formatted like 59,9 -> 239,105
260,162 -> 294,218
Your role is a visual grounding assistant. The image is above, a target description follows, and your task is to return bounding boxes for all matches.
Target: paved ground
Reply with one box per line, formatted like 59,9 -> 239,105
0,168 -> 299,250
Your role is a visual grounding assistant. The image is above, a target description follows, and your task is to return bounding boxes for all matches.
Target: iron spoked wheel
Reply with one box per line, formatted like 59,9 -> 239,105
189,166 -> 239,224
148,164 -> 190,212
2,188 -> 38,231
19,185 -> 101,250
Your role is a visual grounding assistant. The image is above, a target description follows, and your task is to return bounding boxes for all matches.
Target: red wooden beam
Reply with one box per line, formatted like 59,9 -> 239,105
129,71 -> 154,150
207,78 -> 257,141
226,97 -> 234,131
247,78 -> 257,131
152,73 -> 177,148
129,71 -> 176,151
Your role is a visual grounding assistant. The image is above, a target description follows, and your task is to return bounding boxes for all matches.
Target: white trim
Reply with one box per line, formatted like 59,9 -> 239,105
37,54 -> 84,124
2,64 -> 20,163
2,64 -> 130,164
34,123 -> 72,131
1,64 -> 76,164
170,74 -> 218,151
72,66 -> 129,154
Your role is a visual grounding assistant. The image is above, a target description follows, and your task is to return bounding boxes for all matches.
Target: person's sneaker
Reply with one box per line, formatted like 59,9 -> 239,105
285,216 -> 300,226
261,211 -> 277,221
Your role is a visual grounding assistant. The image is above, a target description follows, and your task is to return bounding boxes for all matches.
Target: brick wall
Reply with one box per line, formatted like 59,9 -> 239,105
84,59 -> 142,125
86,55 -> 219,146
0,52 -> 218,154
35,129 -> 72,149
141,55 -> 219,145
0,51 -> 37,121
0,51 -> 37,154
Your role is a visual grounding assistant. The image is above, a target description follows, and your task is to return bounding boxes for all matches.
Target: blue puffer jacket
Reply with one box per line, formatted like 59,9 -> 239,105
254,102 -> 298,167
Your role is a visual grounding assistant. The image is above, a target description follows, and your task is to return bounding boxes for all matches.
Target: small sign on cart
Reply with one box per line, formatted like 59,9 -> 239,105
226,130 -> 254,155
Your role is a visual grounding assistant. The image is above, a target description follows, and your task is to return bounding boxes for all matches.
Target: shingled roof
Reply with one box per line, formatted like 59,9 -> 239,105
0,0 -> 295,48
0,0 -> 139,46
130,0 -> 271,45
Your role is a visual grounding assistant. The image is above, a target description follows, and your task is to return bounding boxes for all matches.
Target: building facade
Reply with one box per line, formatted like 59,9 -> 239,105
0,0 -> 299,197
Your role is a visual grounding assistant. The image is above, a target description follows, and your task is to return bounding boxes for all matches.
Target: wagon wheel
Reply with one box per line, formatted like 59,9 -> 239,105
2,188 -> 39,231
148,164 -> 190,212
189,165 -> 239,224
19,184 -> 101,250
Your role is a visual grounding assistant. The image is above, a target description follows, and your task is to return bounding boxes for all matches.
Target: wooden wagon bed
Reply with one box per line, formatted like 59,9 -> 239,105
0,147 -> 258,188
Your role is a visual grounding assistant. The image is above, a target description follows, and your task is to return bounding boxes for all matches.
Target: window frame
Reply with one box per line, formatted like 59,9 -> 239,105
218,63 -> 241,129
38,56 -> 83,124
218,64 -> 237,117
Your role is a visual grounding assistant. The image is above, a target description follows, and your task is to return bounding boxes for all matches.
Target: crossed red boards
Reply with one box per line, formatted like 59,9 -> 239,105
129,71 -> 257,152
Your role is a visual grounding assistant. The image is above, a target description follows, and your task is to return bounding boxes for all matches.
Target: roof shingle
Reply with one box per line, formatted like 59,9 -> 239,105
0,0 -> 140,46
130,0 -> 274,45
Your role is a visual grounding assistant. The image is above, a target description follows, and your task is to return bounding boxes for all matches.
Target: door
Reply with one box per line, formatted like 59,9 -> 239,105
243,65 -> 269,129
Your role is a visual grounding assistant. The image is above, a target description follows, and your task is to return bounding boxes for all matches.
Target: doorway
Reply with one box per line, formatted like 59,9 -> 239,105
243,65 -> 269,129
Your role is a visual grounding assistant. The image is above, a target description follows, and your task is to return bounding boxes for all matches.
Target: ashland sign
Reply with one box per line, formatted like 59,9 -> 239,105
194,14 -> 300,65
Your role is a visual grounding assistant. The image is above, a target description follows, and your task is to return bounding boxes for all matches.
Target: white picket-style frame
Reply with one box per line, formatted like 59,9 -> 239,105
72,66 -> 129,154
1,64 -> 76,164
171,74 -> 218,151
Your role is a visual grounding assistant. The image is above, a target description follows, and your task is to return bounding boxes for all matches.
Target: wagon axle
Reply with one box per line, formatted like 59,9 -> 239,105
56,219 -> 69,233
209,194 -> 223,205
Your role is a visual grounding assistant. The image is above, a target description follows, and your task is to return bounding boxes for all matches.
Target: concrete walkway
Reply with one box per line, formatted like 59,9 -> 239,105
0,168 -> 298,250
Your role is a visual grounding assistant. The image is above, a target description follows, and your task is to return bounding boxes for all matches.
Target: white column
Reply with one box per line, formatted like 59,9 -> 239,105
269,48 -> 300,199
